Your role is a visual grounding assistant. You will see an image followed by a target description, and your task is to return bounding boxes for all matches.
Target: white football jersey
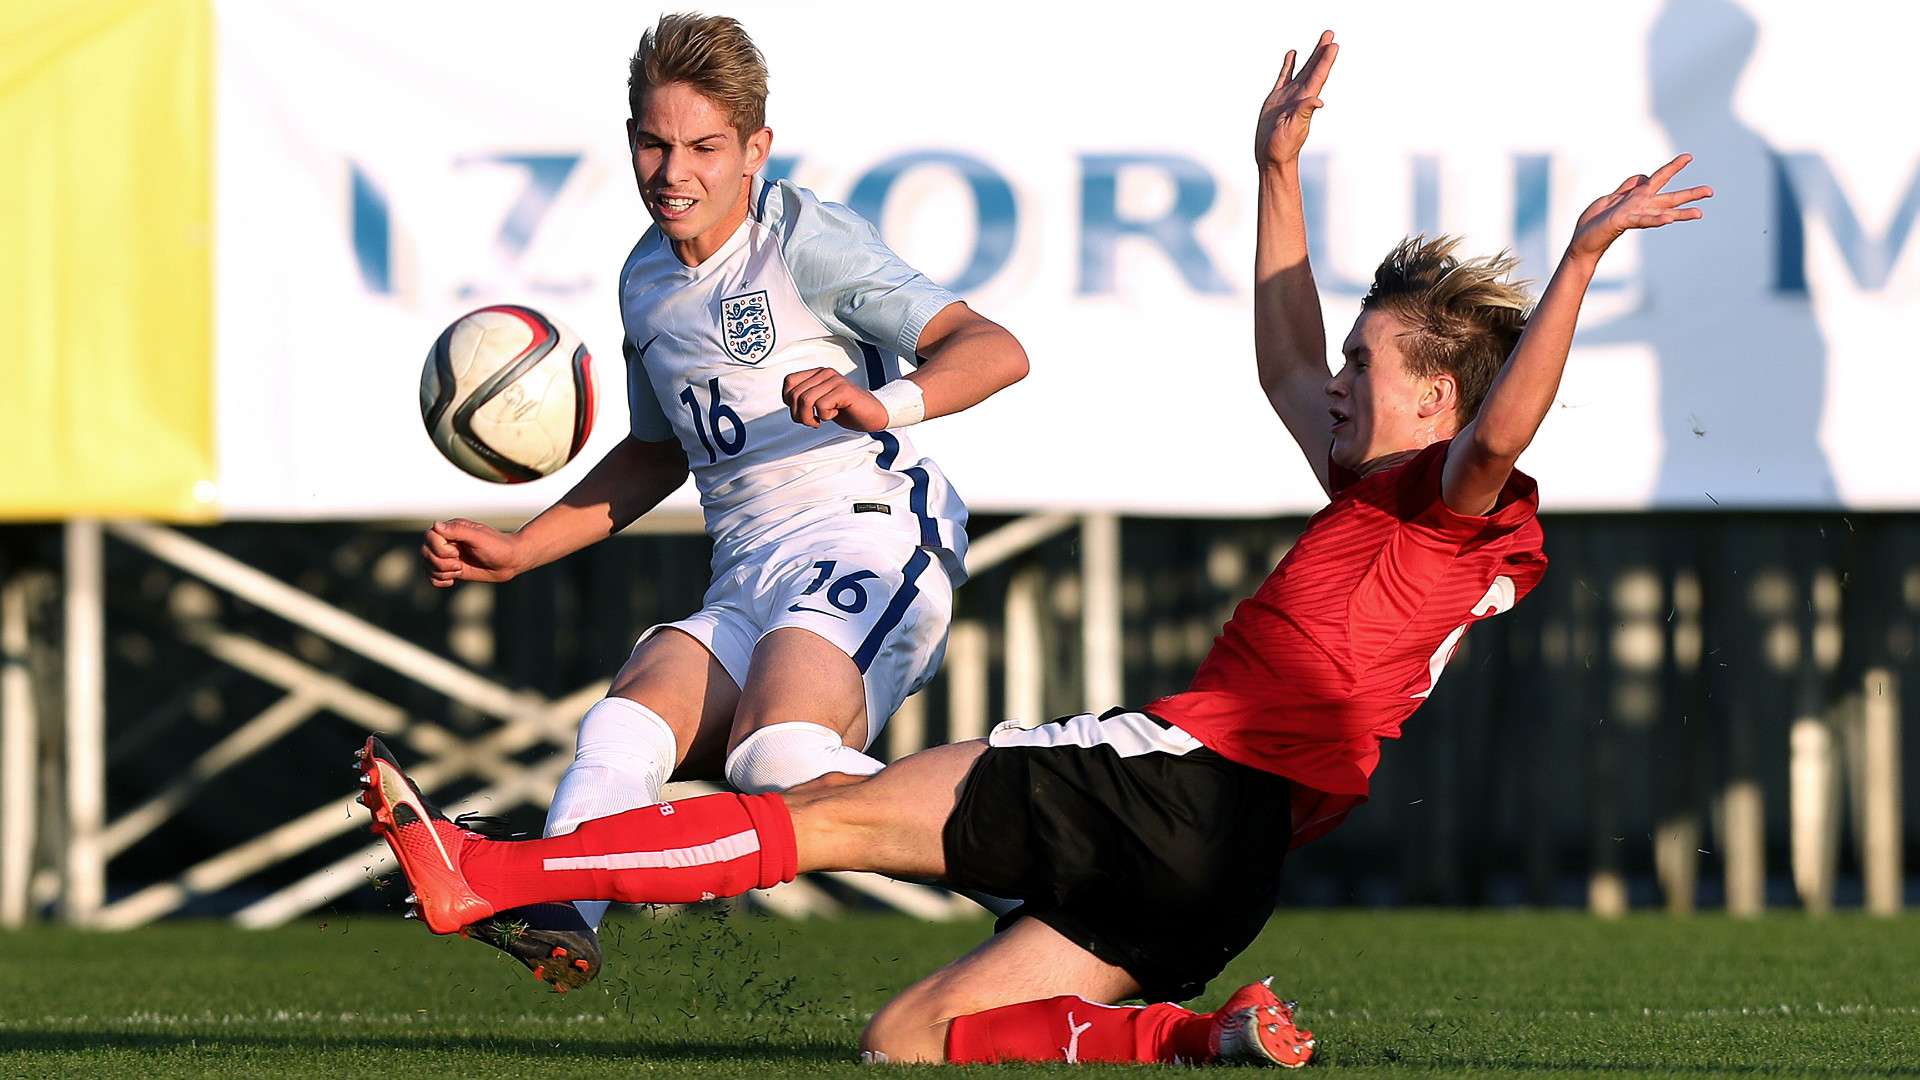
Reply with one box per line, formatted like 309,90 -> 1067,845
618,178 -> 970,583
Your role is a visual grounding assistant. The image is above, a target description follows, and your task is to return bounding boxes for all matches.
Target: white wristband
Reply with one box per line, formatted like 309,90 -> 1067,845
872,379 -> 926,428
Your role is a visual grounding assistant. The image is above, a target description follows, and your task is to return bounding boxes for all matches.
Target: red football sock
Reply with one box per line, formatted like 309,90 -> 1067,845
944,995 -> 1215,1065
459,792 -> 798,910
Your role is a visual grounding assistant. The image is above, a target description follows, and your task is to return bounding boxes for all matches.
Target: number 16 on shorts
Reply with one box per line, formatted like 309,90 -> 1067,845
767,547 -> 952,724
787,560 -> 879,619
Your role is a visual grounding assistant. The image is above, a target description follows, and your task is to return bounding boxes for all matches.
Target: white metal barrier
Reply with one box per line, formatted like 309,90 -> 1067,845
1,571 -> 37,927
15,517 -> 1904,927
6,514 -> 1119,929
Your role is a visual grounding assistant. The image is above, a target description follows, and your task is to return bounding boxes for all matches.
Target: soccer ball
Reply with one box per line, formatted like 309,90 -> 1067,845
419,304 -> 595,482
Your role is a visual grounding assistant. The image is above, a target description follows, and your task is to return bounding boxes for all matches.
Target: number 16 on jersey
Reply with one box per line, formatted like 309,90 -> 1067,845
679,377 -> 747,463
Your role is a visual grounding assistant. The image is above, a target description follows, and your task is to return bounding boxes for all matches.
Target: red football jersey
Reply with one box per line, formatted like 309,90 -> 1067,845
1147,440 -> 1547,847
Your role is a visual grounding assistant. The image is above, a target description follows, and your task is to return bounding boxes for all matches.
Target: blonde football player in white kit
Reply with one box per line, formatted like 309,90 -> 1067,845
416,13 -> 1029,990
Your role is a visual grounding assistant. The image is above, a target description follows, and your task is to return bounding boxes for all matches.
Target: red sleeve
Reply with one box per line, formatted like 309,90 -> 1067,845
1400,441 -> 1540,546
1346,442 -> 1543,663
1499,519 -> 1550,604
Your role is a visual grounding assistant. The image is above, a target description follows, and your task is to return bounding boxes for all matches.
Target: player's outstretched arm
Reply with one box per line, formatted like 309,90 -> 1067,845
1253,30 -> 1339,494
421,436 -> 689,587
1441,155 -> 1712,516
781,302 -> 1028,431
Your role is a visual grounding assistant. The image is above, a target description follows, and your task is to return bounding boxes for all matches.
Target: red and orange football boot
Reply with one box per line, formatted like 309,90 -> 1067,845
354,735 -> 495,935
1209,978 -> 1316,1068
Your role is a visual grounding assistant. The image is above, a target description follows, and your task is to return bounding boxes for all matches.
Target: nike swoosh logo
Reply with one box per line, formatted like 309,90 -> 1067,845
785,605 -> 849,621
388,770 -> 457,872
637,334 -> 661,359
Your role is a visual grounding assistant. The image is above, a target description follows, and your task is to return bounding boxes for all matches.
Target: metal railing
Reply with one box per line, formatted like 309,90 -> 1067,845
0,515 -> 1906,927
4,514 -> 1125,928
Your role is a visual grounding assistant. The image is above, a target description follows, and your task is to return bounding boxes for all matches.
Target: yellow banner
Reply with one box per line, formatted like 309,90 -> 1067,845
0,0 -> 214,521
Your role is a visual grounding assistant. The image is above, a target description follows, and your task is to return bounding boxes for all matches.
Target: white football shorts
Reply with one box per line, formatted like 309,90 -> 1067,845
638,528 -> 954,749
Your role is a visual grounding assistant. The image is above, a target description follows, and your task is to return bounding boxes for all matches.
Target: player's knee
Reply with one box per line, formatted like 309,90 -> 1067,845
723,721 -> 881,794
546,698 -> 681,837
861,991 -> 951,1064
574,697 -> 678,770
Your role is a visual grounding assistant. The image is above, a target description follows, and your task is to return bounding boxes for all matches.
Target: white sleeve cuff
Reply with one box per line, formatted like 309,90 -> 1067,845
896,295 -> 962,357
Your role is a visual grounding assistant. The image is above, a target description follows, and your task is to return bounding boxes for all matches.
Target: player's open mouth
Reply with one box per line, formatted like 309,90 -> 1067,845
1329,408 -> 1350,432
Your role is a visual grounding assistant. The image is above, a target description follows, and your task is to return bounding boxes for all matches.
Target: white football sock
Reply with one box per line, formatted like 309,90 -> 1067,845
544,696 -> 678,929
723,721 -> 884,794
723,721 -> 1019,915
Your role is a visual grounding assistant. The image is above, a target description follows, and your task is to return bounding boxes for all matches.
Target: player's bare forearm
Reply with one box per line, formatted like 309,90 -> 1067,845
1475,250 -> 1594,457
1443,155 -> 1711,515
1442,252 -> 1597,513
1254,165 -> 1323,375
906,302 -> 1029,420
782,303 -> 1026,432
1252,31 -> 1338,490
1254,166 -> 1335,478
511,436 -> 689,572
1443,245 -> 1597,515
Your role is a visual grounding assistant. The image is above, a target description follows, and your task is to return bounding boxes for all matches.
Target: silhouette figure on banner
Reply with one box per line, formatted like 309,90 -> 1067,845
1582,0 -> 1835,506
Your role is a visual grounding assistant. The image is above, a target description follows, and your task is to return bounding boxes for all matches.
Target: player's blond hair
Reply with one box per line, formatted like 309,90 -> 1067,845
1362,235 -> 1534,423
628,13 -> 768,137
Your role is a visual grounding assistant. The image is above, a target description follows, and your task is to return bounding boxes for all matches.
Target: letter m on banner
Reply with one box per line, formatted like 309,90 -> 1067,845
1775,153 -> 1920,293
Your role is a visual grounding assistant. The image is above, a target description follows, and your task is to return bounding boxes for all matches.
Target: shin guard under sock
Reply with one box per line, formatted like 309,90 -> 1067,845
544,697 -> 679,929
463,792 -> 798,910
944,995 -> 1214,1065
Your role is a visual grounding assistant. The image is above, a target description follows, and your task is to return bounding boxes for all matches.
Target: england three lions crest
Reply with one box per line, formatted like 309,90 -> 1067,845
720,290 -> 775,365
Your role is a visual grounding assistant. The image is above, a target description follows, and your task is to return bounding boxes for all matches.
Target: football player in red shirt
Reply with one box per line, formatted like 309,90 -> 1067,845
355,29 -> 1710,1068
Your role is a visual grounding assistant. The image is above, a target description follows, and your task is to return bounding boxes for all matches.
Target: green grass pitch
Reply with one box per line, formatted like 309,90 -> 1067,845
1,910 -> 1915,1077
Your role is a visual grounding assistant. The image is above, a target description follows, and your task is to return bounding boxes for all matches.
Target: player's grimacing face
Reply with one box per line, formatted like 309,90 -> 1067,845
628,82 -> 770,259
1328,309 -> 1448,470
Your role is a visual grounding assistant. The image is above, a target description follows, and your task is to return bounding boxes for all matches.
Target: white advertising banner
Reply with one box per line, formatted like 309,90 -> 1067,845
214,0 -> 1919,519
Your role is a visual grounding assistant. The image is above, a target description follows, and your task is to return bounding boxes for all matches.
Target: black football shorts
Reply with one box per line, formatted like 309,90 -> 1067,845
943,709 -> 1292,1003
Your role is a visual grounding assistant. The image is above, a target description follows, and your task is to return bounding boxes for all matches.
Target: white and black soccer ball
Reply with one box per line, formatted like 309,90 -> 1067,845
419,305 -> 595,482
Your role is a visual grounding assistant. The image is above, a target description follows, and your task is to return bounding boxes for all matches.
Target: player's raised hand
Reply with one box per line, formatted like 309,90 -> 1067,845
782,368 -> 888,431
1256,30 -> 1337,170
1568,154 -> 1713,260
421,518 -> 524,587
